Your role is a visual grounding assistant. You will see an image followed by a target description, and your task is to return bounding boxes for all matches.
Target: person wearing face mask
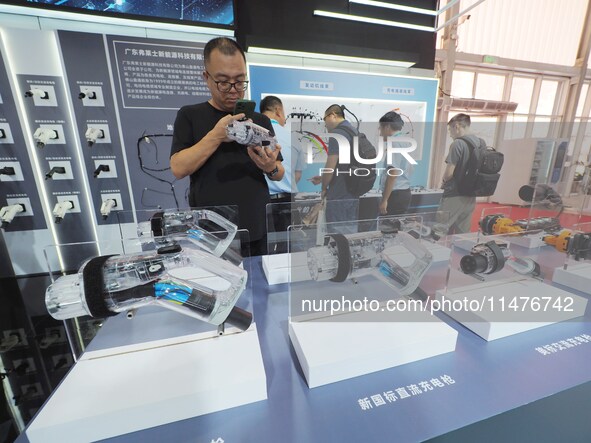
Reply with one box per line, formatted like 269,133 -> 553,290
260,95 -> 305,252
170,37 -> 284,256
260,95 -> 305,201
378,111 -> 414,216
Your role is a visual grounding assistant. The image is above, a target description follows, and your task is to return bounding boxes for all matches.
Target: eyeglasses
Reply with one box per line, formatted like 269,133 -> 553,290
205,71 -> 249,92
323,113 -> 333,122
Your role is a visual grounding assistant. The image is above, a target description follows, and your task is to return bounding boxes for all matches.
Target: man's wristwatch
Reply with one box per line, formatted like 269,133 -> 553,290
265,166 -> 279,178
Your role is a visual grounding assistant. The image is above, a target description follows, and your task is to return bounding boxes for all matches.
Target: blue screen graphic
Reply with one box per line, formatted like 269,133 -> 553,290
19,0 -> 234,27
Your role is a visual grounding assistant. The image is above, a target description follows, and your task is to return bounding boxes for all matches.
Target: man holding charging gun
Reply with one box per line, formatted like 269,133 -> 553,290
170,37 -> 284,256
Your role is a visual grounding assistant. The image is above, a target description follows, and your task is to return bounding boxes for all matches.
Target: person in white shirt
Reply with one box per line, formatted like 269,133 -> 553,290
260,96 -> 305,252
260,95 -> 305,200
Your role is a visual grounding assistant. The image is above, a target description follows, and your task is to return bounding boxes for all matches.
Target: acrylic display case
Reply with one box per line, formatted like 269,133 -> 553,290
286,216 -> 458,388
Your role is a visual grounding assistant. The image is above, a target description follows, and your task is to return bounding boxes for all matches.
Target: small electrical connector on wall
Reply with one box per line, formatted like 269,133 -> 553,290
24,88 -> 49,100
33,127 -> 59,148
0,203 -> 25,227
52,200 -> 74,224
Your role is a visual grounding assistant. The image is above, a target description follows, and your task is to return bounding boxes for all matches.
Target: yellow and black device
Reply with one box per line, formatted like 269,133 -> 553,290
542,230 -> 572,253
480,214 -> 562,236
543,230 -> 591,261
479,214 -> 523,235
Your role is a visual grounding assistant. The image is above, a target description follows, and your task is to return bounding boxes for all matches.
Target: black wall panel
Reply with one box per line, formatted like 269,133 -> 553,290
236,0 -> 437,69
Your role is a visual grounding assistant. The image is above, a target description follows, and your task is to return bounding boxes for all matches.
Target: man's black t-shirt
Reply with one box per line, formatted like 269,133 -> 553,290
170,101 -> 275,241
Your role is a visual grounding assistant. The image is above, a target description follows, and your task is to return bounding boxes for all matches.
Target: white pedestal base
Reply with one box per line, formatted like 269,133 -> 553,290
553,263 -> 591,295
26,325 -> 267,443
262,252 -> 311,285
436,279 -> 588,341
263,242 -> 451,286
289,311 -> 458,388
424,242 -> 452,263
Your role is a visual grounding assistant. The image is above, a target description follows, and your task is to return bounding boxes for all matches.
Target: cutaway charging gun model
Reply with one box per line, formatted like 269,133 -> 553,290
226,120 -> 278,150
307,223 -> 433,296
45,240 -> 252,332
460,240 -> 541,278
137,209 -> 242,265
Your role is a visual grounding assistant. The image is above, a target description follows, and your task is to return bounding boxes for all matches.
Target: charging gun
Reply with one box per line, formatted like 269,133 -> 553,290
45,238 -> 252,332
307,222 -> 432,297
226,120 -> 278,150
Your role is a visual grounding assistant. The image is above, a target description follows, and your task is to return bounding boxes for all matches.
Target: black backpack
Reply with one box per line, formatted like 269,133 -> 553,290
338,125 -> 378,197
455,136 -> 504,197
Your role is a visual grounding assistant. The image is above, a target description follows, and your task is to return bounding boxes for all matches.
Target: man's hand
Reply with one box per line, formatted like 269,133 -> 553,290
171,113 -> 248,180
247,143 -> 282,173
309,175 -> 322,185
209,113 -> 246,143
379,200 -> 388,215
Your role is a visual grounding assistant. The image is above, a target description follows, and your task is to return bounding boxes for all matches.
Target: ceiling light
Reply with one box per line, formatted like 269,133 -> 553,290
349,0 -> 437,16
314,10 -> 434,32
248,47 -> 415,68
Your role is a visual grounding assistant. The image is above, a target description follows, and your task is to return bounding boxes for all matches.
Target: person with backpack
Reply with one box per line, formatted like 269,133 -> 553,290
433,113 -> 494,236
378,111 -> 414,216
309,104 -> 361,231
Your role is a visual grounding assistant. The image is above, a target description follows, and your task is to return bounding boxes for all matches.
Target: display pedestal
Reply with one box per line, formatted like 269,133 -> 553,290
26,325 -> 267,443
421,242 -> 451,263
262,252 -> 311,285
435,279 -> 588,341
289,310 -> 458,388
552,263 -> 591,295
454,232 -> 545,251
263,242 -> 451,285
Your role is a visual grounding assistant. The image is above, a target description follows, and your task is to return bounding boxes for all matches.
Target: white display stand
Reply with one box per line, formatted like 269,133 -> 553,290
289,310 -> 458,388
453,232 -> 546,251
263,242 -> 452,285
435,279 -> 588,341
262,252 -> 311,285
421,242 -> 452,263
26,325 -> 267,443
552,262 -> 591,295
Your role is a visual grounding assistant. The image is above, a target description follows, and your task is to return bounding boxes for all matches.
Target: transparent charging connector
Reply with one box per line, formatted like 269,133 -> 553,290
117,206 -> 242,264
43,239 -> 123,359
287,215 -> 434,322
378,210 -> 451,244
43,229 -> 254,358
444,231 -> 545,296
45,237 -> 250,326
438,228 -> 590,326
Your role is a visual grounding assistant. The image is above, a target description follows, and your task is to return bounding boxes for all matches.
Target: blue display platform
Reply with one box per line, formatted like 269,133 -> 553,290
17,252 -> 591,443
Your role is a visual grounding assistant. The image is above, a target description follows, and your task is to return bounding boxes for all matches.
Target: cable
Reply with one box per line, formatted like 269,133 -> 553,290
341,105 -> 360,131
439,86 -> 452,97
287,108 -> 320,133
137,133 -> 171,172
392,108 -> 415,138
141,187 -> 178,209
136,132 -> 179,209
288,108 -> 328,159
